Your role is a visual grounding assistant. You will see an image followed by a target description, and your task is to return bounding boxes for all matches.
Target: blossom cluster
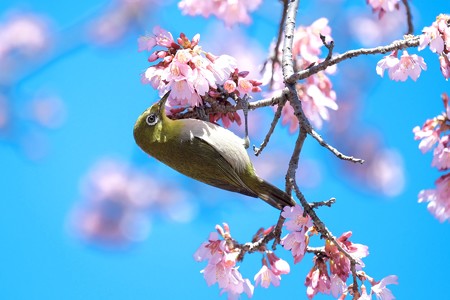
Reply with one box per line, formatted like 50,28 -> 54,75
139,26 -> 261,127
70,160 -> 194,245
376,14 -> 450,82
419,14 -> 450,80
263,18 -> 338,131
194,223 -> 291,299
414,93 -> 450,222
178,0 -> 262,27
280,205 -> 398,299
195,205 -> 397,299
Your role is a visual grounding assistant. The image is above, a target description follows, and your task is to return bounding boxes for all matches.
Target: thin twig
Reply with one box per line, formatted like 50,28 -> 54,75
309,198 -> 336,209
310,129 -> 365,163
320,34 -> 334,61
290,35 -> 420,82
237,213 -> 286,258
401,0 -> 414,35
253,94 -> 287,156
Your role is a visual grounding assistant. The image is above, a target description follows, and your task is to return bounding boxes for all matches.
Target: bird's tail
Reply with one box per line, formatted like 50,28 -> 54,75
254,178 -> 296,210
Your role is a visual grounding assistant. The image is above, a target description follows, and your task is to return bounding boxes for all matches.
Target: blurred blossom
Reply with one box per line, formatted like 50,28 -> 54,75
0,12 -> 52,83
89,0 -> 157,45
366,0 -> 400,19
70,159 -> 196,246
0,12 -> 50,58
178,0 -> 262,27
27,95 -> 66,129
348,9 -> 405,47
367,149 -> 405,197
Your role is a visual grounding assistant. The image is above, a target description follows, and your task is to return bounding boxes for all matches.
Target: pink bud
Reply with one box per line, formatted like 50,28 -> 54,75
148,52 -> 158,62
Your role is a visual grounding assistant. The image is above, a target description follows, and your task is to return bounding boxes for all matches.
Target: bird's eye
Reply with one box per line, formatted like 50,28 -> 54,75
146,113 -> 158,126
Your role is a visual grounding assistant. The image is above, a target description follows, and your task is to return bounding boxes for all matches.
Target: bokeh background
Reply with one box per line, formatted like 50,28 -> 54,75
1,0 -> 449,299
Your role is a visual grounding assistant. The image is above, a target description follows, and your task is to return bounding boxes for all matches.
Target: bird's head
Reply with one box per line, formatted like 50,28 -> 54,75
133,91 -> 170,150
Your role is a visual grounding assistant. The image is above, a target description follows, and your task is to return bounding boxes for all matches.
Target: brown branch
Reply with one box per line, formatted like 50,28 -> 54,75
401,0 -> 414,35
290,179 -> 360,297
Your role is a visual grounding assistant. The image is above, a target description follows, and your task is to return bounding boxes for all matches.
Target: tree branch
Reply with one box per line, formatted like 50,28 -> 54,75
290,35 -> 420,82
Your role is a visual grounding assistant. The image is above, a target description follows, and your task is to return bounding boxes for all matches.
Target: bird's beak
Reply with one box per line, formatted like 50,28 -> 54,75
158,91 -> 170,115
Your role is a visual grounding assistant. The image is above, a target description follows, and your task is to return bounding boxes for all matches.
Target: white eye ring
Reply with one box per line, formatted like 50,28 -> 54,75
146,113 -> 158,126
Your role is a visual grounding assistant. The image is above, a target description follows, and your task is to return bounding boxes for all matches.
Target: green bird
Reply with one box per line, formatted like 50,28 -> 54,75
133,92 -> 295,210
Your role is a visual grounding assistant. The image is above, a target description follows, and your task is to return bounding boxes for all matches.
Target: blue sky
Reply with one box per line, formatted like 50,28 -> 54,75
1,1 -> 449,299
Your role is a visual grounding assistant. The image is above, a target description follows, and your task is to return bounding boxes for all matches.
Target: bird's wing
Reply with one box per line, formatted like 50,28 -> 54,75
191,136 -> 258,197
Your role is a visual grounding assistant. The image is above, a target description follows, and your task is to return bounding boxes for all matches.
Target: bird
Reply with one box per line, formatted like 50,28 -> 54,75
133,92 -> 296,210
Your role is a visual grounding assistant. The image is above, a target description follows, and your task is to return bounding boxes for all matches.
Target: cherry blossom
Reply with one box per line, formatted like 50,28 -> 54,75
376,50 -> 427,81
194,223 -> 254,299
330,274 -> 346,298
281,204 -> 312,263
419,15 -> 450,55
419,173 -> 450,222
371,275 -> 398,300
305,258 -> 331,299
178,0 -> 262,27
254,265 -> 281,288
413,119 -> 441,154
432,135 -> 450,170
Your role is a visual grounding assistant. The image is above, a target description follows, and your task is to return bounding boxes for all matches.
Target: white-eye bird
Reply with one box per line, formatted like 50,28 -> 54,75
133,92 -> 295,210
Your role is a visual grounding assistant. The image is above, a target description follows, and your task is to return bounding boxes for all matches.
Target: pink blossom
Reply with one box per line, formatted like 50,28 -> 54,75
281,204 -> 312,231
377,50 -> 427,81
223,79 -> 237,93
419,15 -> 450,55
140,28 -> 241,108
432,135 -> 450,170
305,258 -> 331,299
281,231 -> 309,264
254,265 -> 281,288
138,26 -> 174,51
413,119 -> 440,153
371,275 -> 398,300
419,173 -> 450,222
292,17 -> 332,63
330,274 -> 346,298
367,0 -> 400,18
178,0 -> 262,27
419,25 -> 445,54
195,224 -> 254,299
302,78 -> 338,129
376,51 -> 400,77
